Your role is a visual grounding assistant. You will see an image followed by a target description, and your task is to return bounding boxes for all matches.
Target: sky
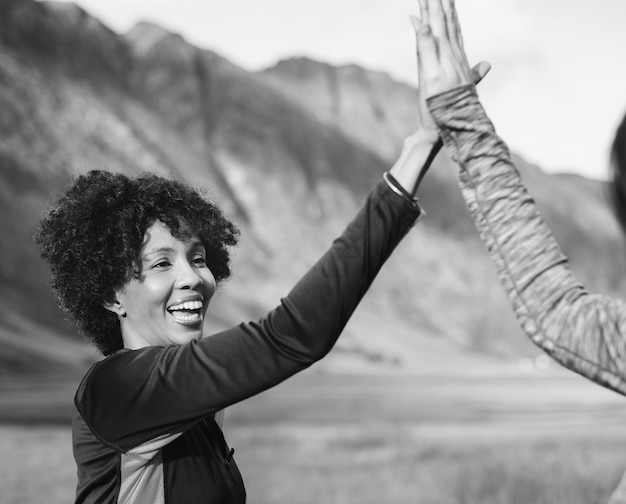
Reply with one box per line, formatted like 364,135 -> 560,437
45,0 -> 626,180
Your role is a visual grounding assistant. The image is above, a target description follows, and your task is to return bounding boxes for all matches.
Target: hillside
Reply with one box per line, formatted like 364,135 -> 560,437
1,0 -> 625,378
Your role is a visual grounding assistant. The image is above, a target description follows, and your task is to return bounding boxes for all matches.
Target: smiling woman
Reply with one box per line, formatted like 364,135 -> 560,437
32,99 -> 441,503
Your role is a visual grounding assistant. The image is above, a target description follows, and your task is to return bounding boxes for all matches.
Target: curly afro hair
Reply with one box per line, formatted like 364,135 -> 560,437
34,170 -> 239,356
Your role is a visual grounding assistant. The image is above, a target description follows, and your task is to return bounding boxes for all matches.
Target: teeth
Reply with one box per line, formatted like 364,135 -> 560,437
170,311 -> 202,322
169,300 -> 203,311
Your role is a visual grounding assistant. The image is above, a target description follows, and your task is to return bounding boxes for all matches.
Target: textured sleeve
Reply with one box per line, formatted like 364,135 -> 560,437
76,180 -> 422,450
427,84 -> 626,395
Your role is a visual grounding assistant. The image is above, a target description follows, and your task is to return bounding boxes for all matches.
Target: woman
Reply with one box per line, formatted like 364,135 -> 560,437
33,39 -> 489,498
410,0 -> 626,501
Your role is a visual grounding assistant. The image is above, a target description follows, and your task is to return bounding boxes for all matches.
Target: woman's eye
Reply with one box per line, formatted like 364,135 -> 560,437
192,257 -> 207,266
152,260 -> 171,269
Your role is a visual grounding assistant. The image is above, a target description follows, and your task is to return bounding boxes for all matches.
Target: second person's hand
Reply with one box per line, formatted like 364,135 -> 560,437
411,0 -> 489,100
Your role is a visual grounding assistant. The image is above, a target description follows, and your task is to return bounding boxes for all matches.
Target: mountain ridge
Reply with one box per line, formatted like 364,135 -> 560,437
1,0 -> 624,378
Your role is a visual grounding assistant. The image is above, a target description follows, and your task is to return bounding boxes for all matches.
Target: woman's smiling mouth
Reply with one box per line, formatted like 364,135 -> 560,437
167,299 -> 204,325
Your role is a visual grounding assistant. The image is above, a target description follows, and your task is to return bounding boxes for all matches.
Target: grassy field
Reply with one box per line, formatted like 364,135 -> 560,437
3,371 -> 626,504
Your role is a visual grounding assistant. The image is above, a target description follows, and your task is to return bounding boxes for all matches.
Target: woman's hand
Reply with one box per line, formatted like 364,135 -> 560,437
389,0 -> 489,196
388,0 -> 490,196
411,0 -> 490,101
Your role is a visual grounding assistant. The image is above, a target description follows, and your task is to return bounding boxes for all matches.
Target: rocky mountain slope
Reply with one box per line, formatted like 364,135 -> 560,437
1,0 -> 624,377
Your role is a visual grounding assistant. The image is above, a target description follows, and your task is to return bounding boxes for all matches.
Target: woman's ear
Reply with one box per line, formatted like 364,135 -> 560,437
102,293 -> 126,318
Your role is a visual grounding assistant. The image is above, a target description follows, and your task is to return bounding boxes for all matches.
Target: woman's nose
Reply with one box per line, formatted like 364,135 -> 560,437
175,261 -> 203,289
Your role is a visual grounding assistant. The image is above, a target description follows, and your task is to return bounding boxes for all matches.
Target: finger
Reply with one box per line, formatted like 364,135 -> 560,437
427,0 -> 448,41
409,14 -> 422,49
471,61 -> 491,84
441,0 -> 458,50
411,15 -> 437,79
418,0 -> 430,26
447,0 -> 466,54
410,15 -> 427,94
414,24 -> 440,82
410,16 -> 423,65
411,16 -> 428,89
441,0 -> 472,78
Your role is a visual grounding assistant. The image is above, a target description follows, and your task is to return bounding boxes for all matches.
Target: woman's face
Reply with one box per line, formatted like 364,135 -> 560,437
112,220 -> 217,349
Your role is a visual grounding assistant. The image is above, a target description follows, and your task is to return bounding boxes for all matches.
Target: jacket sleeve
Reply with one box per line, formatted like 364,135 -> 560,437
76,180 -> 422,451
427,84 -> 626,396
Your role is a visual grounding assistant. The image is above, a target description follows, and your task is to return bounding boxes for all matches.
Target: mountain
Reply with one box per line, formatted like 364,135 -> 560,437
257,57 -> 626,350
1,0 -> 625,378
259,57 -> 626,289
